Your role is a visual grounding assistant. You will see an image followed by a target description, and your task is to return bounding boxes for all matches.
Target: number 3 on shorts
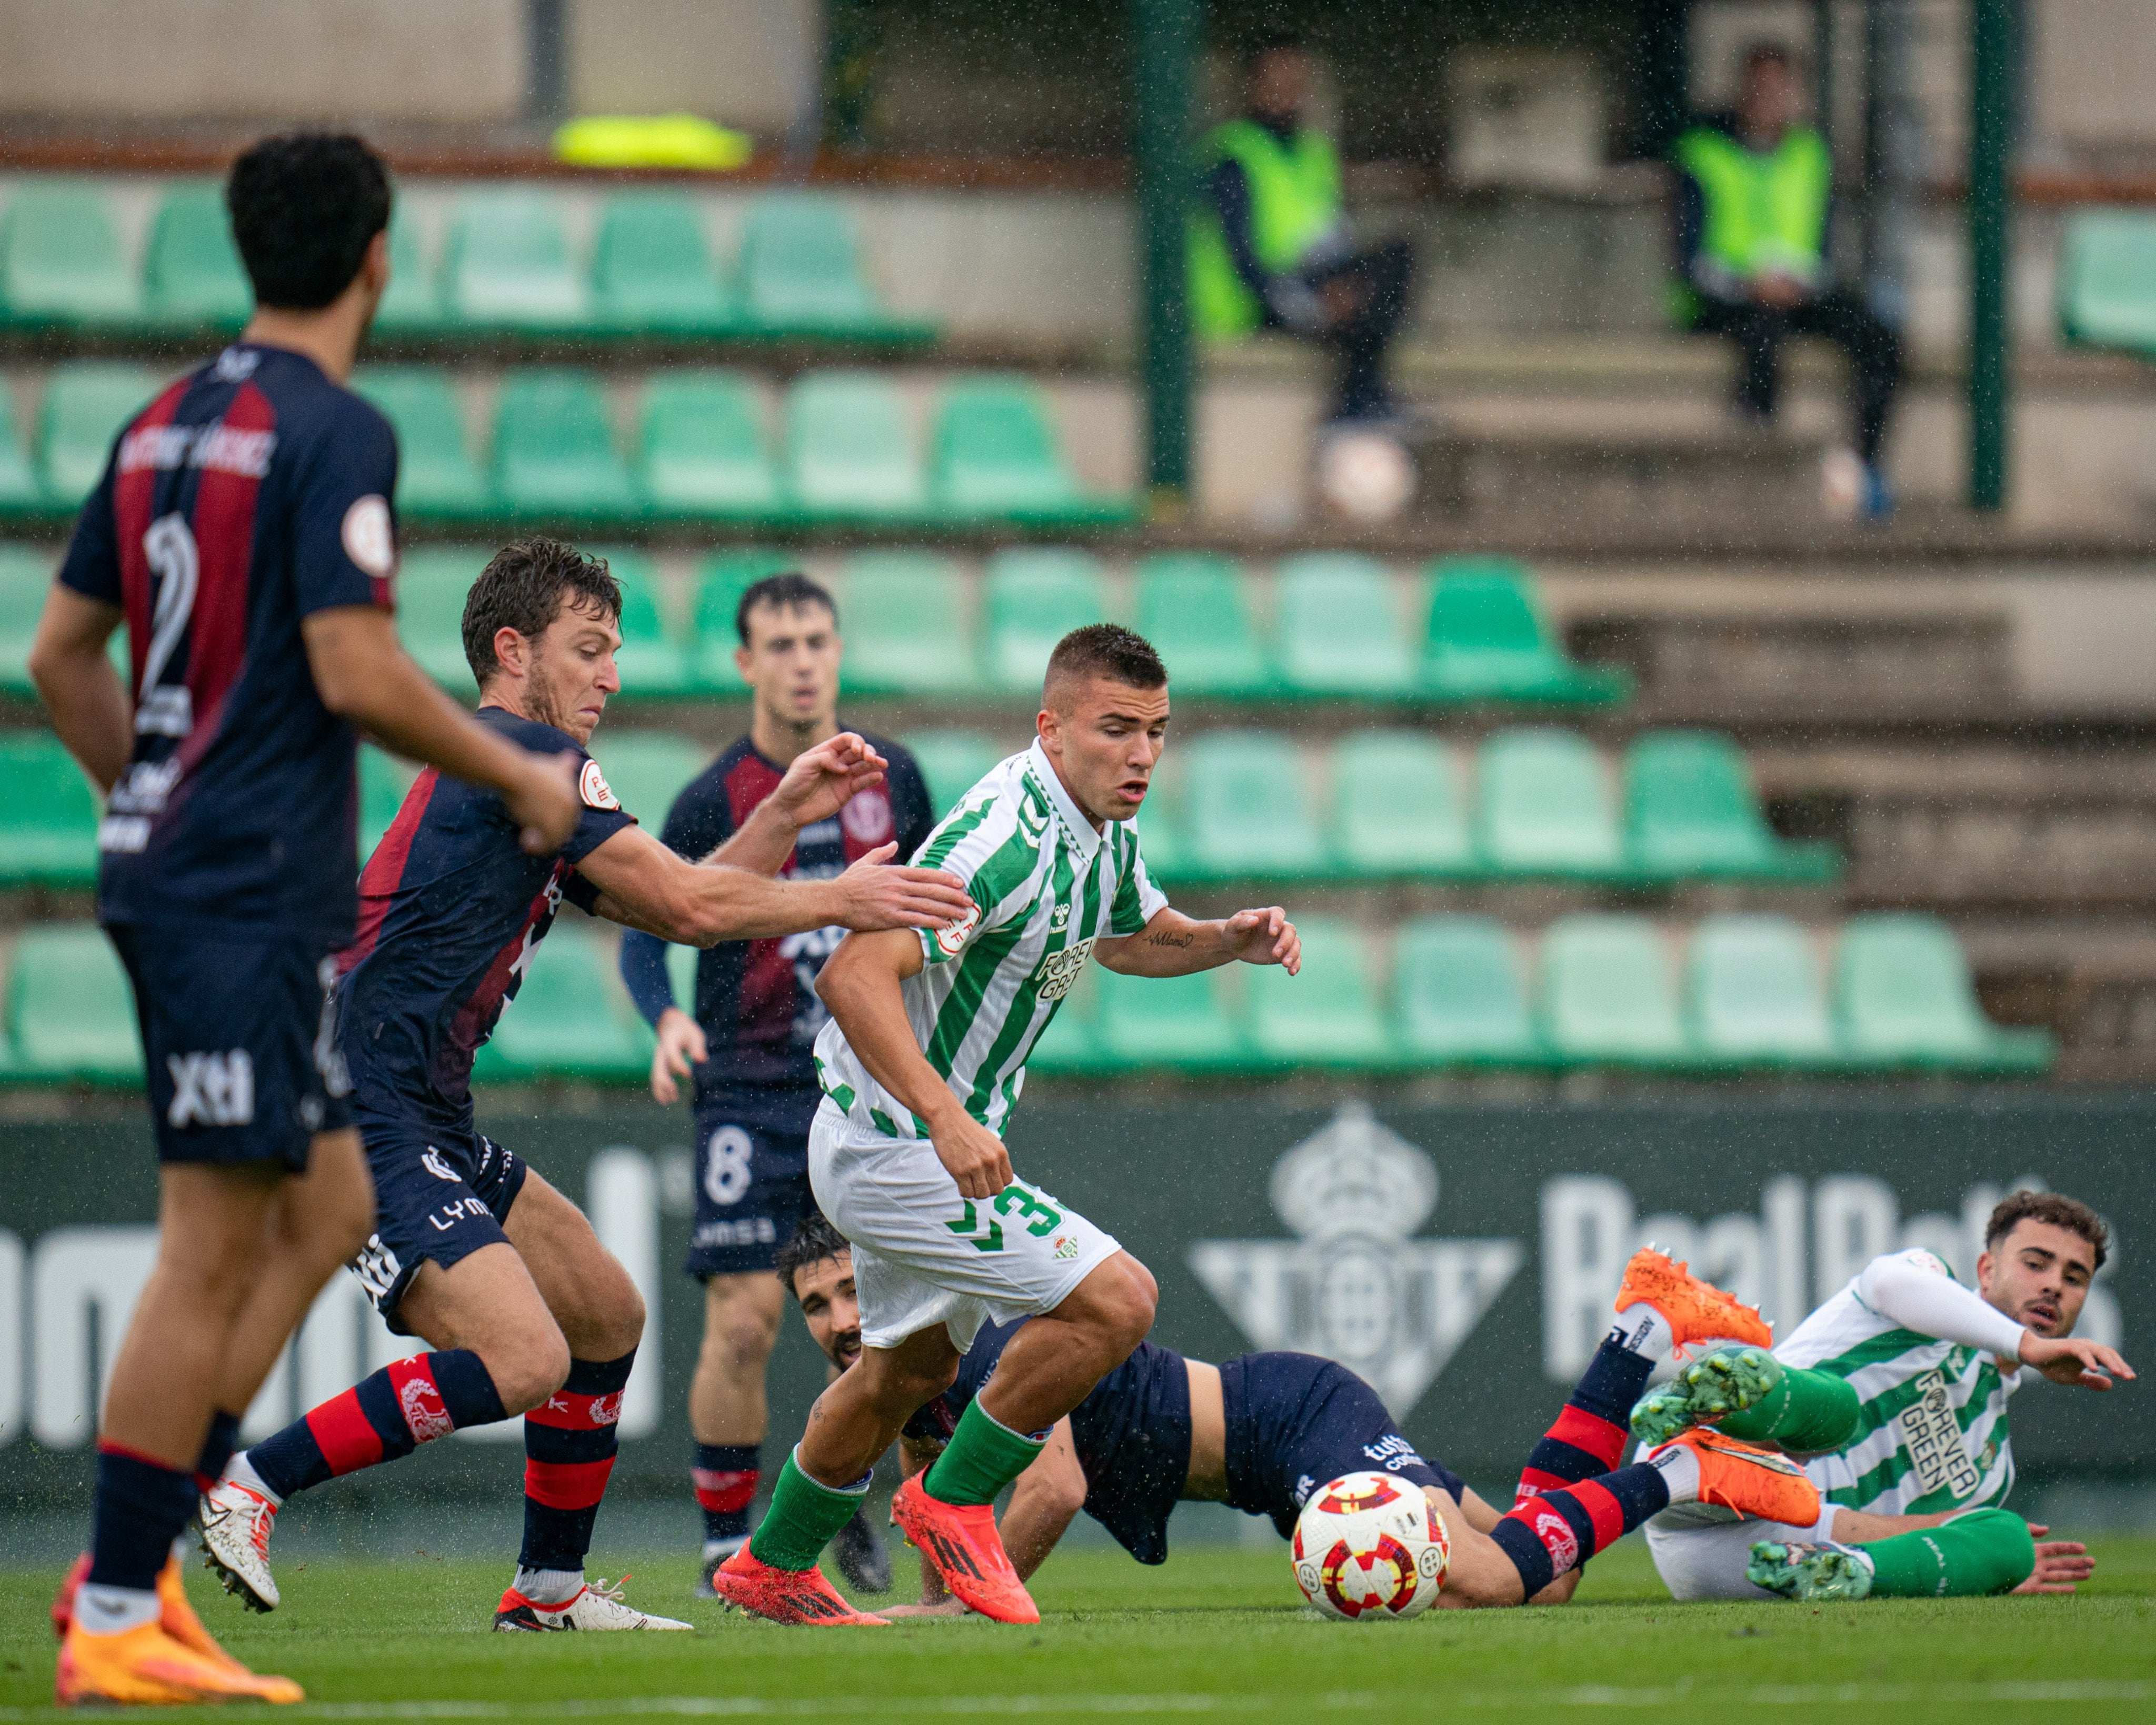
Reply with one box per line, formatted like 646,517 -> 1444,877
946,1181 -> 1063,1253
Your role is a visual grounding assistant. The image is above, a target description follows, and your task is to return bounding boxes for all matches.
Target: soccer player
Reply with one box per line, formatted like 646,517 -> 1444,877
1636,1190 -> 2131,1602
617,570 -> 933,1597
34,135 -> 586,1705
197,539 -> 972,1632
774,1218 -> 1822,1612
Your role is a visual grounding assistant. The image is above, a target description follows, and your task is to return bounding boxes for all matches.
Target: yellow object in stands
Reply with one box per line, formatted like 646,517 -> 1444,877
553,115 -> 753,171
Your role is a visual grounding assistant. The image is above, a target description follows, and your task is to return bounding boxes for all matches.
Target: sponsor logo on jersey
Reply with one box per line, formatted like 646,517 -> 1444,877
166,1050 -> 255,1128
1034,937 -> 1094,1002
340,494 -> 396,579
580,759 -> 621,811
422,1148 -> 460,1182
399,1374 -> 456,1442
1897,1367 -> 1983,1499
840,789 -> 893,845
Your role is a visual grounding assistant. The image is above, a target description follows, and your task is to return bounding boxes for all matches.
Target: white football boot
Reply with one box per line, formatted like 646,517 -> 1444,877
493,1577 -> 693,1631
198,1477 -> 282,1612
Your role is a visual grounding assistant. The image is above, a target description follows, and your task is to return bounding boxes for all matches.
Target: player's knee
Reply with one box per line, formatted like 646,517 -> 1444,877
488,1325 -> 574,1415
1097,1256 -> 1157,1354
711,1304 -> 780,1372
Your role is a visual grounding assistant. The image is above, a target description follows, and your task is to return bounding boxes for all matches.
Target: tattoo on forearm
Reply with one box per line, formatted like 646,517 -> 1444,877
1145,930 -> 1195,949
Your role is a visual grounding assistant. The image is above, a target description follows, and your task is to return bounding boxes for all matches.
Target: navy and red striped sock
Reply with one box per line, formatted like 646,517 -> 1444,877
692,1443 -> 758,1551
246,1350 -> 506,1501
87,1443 -> 198,1592
519,1352 -> 633,1574
1512,1337 -> 1655,1508
1491,1464 -> 1671,1599
193,1409 -> 242,1494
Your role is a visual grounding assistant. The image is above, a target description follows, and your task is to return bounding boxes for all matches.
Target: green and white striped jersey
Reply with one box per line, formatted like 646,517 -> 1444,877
812,740 -> 1167,1140
1776,1248 -> 2021,1517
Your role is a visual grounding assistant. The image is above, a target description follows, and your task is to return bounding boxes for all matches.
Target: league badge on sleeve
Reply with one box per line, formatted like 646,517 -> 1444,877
580,760 -> 621,811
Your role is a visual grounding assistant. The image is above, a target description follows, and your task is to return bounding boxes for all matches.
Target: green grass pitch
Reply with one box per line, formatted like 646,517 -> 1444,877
4,1537 -> 2155,1722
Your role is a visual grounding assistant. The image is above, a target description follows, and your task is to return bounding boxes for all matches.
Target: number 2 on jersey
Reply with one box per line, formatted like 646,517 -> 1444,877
136,513 -> 199,738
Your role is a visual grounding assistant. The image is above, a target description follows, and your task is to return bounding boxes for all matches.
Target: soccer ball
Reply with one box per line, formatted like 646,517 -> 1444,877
1290,1470 -> 1450,1621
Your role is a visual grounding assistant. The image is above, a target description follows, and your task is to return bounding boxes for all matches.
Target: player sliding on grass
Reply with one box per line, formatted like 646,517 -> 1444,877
1636,1189 -> 2131,1602
199,539 -> 972,1633
774,1217 -> 1823,1612
711,624 -> 1303,1627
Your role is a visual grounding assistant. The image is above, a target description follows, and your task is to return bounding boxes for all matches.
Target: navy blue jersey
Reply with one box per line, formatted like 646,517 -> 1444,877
336,707 -> 634,1140
57,343 -> 398,942
618,731 -> 933,1131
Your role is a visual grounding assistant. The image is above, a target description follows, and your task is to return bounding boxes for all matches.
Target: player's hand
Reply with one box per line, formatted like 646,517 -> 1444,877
1222,906 -> 1300,974
768,732 -> 889,831
648,1006 -> 707,1105
2012,1532 -> 2095,1592
507,751 -> 583,856
880,1600 -> 968,1618
2018,1332 -> 2134,1390
929,1108 -> 1012,1200
832,844 -> 974,931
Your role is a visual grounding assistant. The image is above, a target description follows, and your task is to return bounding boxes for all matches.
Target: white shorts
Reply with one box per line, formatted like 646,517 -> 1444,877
1644,1500 -> 1844,1601
808,1101 -> 1123,1353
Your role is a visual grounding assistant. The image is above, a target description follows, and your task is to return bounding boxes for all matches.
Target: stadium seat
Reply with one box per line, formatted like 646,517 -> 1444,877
1177,731 -> 1323,879
359,745 -> 415,860
739,194 -> 912,339
1245,915 -> 1391,1066
692,547 -> 795,685
442,190 -> 587,329
353,368 -> 488,517
906,730 -> 1009,817
592,192 -> 733,334
1092,965 -> 1245,1069
41,364 -> 157,507
0,394 -> 39,513
981,548 -> 1110,691
0,732 -> 99,885
1273,554 -> 1418,696
1423,560 -> 1630,704
931,377 -> 1098,521
1133,554 -> 1270,695
2058,211 -> 2156,356
1129,747 -> 1189,881
1332,731 -> 1472,876
0,183 -> 142,326
0,544 -> 54,691
492,371 -> 636,516
590,729 -> 706,828
6,925 -> 143,1082
784,372 -> 927,519
836,552 -> 976,693
637,373 -> 778,519
371,207 -> 442,333
143,183 -> 251,328
475,924 -> 654,1081
1686,914 -> 1836,1066
1625,730 -> 1838,882
1476,729 -> 1624,876
394,547 -> 487,688
1833,915 -> 2053,1072
1539,915 -> 1688,1066
1394,916 -> 1542,1064
586,548 -> 692,695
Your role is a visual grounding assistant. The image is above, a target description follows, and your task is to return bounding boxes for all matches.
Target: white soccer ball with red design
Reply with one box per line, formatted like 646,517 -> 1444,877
1290,1470 -> 1450,1621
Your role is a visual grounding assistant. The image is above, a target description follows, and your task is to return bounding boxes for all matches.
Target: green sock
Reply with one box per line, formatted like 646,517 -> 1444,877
922,1399 -> 1045,1507
747,1451 -> 868,1572
1716,1364 -> 1862,1452
1859,1508 -> 2034,1598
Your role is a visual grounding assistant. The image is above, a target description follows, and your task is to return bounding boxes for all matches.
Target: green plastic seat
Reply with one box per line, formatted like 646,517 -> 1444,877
590,730 -> 706,827
637,373 -> 777,518
785,372 -> 926,519
1686,914 -> 1835,1065
593,192 -> 733,334
1539,914 -> 1688,1066
353,368 -> 488,516
0,184 -> 142,326
738,194 -> 885,336
1274,554 -> 1417,696
1394,916 -> 1541,1064
1333,731 -> 1471,877
1133,554 -> 1269,695
837,552 -> 975,694
1245,914 -> 1391,1066
7,925 -> 143,1081
1092,965 -> 1244,1069
143,183 -> 249,328
692,548 -> 797,686
0,733 -> 99,885
1476,729 -> 1624,877
0,544 -> 55,691
476,924 -> 653,1081
0,391 -> 39,512
2059,211 -> 2156,355
443,191 -> 587,329
931,377 -> 1087,520
1628,731 -> 1786,880
41,364 -> 157,507
585,547 -> 691,695
981,549 -> 1110,692
1424,559 -> 1630,704
372,208 -> 442,332
1025,964 -> 1104,1073
1833,915 -> 2053,1072
1180,731 -> 1323,880
493,371 -> 635,516
395,547 -> 488,688
359,745 -> 415,860
906,730 -> 1009,819
1127,748 -> 1188,882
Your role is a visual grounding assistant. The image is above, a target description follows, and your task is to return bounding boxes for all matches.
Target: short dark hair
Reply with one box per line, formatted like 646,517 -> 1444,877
1742,41 -> 1796,76
462,537 -> 622,685
1044,623 -> 1167,699
226,133 -> 392,311
773,1210 -> 851,1300
1986,1191 -> 2109,1271
735,572 -> 839,646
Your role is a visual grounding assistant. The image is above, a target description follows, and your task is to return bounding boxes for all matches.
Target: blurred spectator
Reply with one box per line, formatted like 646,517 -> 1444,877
1674,43 -> 1901,517
1189,29 -> 1416,428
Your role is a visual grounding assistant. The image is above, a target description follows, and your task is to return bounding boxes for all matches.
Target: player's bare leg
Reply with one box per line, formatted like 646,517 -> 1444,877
688,1272 -> 785,1582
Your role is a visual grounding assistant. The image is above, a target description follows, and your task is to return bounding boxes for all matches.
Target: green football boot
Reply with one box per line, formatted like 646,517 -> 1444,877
1629,1345 -> 1783,1446
1746,1540 -> 1876,1602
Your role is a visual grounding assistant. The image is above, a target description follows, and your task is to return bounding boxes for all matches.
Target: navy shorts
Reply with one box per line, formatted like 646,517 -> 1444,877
1220,1352 -> 1465,1540
108,922 -> 352,1172
348,1119 -> 528,1333
683,1112 -> 814,1278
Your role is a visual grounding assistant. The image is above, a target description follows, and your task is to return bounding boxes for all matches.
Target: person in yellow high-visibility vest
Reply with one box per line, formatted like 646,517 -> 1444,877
1674,43 -> 1902,516
1189,30 -> 1416,427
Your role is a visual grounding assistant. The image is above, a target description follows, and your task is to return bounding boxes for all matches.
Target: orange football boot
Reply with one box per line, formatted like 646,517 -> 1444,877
51,1551 -> 247,1673
55,1619 -> 303,1708
1615,1247 -> 1773,1356
890,1473 -> 1039,1625
707,1547 -> 889,1626
1650,1428 -> 1822,1526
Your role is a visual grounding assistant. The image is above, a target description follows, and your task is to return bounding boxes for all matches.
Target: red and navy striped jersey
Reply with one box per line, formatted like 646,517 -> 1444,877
56,343 -> 398,942
336,706 -> 634,1140
617,731 -> 933,1131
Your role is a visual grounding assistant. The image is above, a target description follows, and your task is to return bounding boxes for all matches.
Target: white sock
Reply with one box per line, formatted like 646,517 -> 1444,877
1611,1304 -> 1678,1365
74,1584 -> 161,1636
702,1534 -> 746,1562
1648,1442 -> 1702,1505
1810,1502 -> 1841,1541
513,1566 -> 584,1606
225,1451 -> 281,1508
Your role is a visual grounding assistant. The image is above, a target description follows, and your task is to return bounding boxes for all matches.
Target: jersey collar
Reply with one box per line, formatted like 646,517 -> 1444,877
1025,739 -> 1103,860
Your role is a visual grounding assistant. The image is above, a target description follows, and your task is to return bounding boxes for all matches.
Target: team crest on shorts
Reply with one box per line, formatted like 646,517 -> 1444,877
1053,1234 -> 1079,1260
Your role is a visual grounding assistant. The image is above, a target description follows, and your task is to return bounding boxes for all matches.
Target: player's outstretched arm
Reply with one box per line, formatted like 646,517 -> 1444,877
302,605 -> 581,855
28,586 -> 131,792
704,733 -> 891,877
1094,906 -> 1301,978
2017,1333 -> 2134,1391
